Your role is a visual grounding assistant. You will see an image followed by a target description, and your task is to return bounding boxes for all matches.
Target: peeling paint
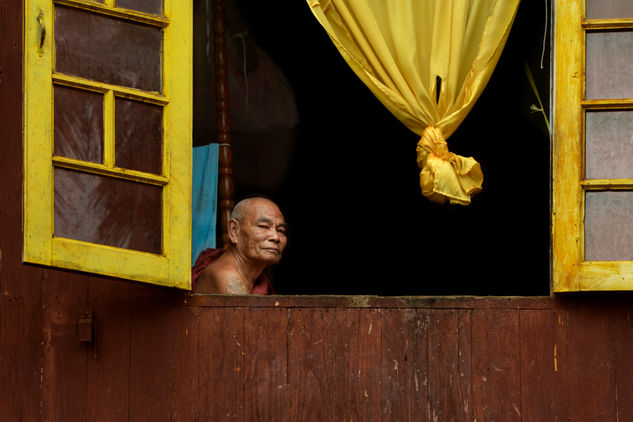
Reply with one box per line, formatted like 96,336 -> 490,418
554,344 -> 558,372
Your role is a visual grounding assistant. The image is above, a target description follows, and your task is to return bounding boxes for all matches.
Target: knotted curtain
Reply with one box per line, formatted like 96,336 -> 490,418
307,0 -> 520,204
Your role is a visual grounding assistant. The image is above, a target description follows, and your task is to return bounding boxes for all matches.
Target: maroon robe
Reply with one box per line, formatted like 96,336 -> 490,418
191,248 -> 275,295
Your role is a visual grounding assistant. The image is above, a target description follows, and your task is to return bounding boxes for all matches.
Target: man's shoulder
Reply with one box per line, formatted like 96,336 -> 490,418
197,254 -> 248,294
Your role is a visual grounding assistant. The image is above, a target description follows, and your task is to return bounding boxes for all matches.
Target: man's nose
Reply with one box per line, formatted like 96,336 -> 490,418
268,229 -> 281,243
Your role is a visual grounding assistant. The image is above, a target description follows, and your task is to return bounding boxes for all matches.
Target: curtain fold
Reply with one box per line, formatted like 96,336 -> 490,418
191,144 -> 219,265
307,0 -> 520,205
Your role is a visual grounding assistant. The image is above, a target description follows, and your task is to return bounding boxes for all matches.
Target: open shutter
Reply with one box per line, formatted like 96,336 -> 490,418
24,0 -> 192,288
553,0 -> 633,291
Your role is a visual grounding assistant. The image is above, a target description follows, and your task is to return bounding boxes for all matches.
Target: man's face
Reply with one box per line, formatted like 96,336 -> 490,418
234,199 -> 288,265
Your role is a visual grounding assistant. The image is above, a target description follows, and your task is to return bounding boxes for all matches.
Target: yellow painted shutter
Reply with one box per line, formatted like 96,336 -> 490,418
553,0 -> 633,291
23,0 -> 192,289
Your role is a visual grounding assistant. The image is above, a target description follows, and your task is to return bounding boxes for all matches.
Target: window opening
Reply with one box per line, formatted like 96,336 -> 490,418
194,0 -> 551,296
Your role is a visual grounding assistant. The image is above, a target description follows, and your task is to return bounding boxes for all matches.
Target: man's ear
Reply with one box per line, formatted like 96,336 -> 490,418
228,218 -> 240,244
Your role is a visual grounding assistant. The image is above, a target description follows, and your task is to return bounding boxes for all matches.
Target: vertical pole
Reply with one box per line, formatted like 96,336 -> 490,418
212,0 -> 233,247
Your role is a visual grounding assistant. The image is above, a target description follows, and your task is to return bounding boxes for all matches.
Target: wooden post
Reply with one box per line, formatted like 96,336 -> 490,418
212,0 -> 234,247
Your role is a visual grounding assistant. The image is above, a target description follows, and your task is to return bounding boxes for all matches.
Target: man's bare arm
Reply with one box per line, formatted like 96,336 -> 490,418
222,276 -> 249,294
194,265 -> 249,294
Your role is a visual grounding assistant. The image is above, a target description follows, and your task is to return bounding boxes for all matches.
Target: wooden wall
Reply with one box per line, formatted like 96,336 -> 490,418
4,1 -> 633,421
5,271 -> 633,422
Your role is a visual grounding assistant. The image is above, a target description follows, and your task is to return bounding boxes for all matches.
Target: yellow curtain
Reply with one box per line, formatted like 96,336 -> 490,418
307,0 -> 520,205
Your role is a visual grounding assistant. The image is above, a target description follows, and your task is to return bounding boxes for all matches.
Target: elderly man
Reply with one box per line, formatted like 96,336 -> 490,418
192,197 -> 287,294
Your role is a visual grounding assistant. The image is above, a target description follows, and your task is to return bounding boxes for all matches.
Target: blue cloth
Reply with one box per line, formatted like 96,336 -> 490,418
191,144 -> 219,266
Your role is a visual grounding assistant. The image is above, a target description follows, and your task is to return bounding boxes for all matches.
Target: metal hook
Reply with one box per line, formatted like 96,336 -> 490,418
37,10 -> 46,50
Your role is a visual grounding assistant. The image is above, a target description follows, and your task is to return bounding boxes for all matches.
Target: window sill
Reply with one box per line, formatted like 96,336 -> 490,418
175,293 -> 557,309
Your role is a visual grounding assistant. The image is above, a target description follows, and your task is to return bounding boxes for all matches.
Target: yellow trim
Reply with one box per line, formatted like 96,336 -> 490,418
553,0 -> 633,292
103,90 -> 115,168
52,237 -> 170,284
24,0 -> 54,265
24,0 -> 193,289
583,18 -> 633,31
582,99 -> 633,109
163,0 -> 193,289
581,179 -> 633,190
54,0 -> 169,27
578,262 -> 633,291
53,73 -> 168,104
552,0 -> 583,292
52,156 -> 169,185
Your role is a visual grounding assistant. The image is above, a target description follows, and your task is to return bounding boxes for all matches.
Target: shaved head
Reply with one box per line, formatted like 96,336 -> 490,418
231,197 -> 279,222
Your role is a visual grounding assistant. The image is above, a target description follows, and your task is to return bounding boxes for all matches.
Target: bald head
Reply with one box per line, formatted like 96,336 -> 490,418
231,197 -> 280,222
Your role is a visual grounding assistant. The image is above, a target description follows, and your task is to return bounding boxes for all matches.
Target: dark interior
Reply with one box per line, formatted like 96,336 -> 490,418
197,0 -> 551,296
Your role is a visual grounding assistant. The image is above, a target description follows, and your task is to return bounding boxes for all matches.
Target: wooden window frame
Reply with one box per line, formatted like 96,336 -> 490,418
552,0 -> 633,292
23,0 -> 193,289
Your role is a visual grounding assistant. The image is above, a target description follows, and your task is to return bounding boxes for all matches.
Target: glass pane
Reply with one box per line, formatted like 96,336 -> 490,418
585,110 -> 633,179
116,0 -> 163,16
55,6 -> 162,92
115,98 -> 163,174
54,168 -> 162,254
54,85 -> 104,163
585,191 -> 633,261
586,31 -> 633,99
586,0 -> 633,19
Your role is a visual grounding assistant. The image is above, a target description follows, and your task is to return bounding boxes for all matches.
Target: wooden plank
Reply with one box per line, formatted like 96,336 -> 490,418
519,309 -> 570,422
179,293 -> 560,310
567,303 -> 616,422
287,308 -> 336,421
86,277 -> 130,422
352,308 -> 383,421
428,309 -> 472,422
198,307 -> 245,421
471,308 -> 522,422
381,308 -> 429,422
41,273 -> 89,422
332,308 -> 383,422
128,284 -> 173,422
0,0 -> 43,418
457,310 -> 473,418
244,307 -> 289,421
613,306 -> 633,421
170,304 -> 199,422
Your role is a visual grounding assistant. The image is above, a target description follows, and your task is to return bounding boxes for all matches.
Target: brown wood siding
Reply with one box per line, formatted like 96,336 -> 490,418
8,276 -> 633,422
5,1 -> 633,420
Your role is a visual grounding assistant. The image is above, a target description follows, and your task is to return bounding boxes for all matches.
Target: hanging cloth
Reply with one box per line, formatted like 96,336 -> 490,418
191,143 -> 219,265
307,0 -> 520,204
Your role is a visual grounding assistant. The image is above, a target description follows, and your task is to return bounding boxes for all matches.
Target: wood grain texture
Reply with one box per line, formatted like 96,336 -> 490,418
0,1 -> 45,419
86,277 -> 130,422
198,307 -> 245,421
567,302 -> 616,422
332,308 -> 382,422
213,0 -> 234,247
128,284 -> 173,422
472,308 -> 522,422
288,307 -> 336,421
244,307 -> 289,421
170,305 -> 199,422
428,309 -> 472,422
41,272 -> 89,422
381,308 -> 429,422
519,309 -> 570,422
613,306 -> 633,421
